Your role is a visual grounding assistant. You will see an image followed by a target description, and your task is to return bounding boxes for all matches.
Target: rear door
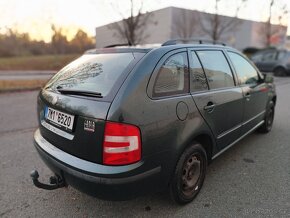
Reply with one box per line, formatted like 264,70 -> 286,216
189,49 -> 244,149
146,48 -> 202,155
227,51 -> 269,134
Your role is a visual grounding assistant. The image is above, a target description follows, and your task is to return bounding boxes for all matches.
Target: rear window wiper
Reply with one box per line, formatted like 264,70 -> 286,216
56,87 -> 103,98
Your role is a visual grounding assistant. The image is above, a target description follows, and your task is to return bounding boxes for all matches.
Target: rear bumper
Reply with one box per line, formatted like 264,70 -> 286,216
33,129 -> 162,200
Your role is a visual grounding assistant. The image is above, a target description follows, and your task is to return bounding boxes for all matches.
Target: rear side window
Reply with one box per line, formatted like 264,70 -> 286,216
262,51 -> 277,61
277,51 -> 287,60
251,53 -> 263,62
153,52 -> 189,97
190,51 -> 208,92
196,50 -> 235,89
228,52 -> 258,85
46,53 -> 135,97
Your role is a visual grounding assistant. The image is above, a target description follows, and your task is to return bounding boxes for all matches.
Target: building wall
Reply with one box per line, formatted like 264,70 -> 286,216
95,7 -> 287,50
229,19 -> 253,49
286,36 -> 290,50
250,22 -> 288,49
95,7 -> 172,48
169,8 -> 255,50
170,8 -> 201,39
142,7 -> 173,45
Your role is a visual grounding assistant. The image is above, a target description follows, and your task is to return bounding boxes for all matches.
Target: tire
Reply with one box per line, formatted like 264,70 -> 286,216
170,143 -> 207,204
257,101 -> 275,133
273,67 -> 287,77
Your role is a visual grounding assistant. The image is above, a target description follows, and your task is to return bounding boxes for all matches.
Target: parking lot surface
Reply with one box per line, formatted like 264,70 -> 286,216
1,77 -> 290,217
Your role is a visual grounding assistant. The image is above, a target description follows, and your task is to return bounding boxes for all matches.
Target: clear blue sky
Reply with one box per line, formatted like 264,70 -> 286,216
0,0 -> 289,42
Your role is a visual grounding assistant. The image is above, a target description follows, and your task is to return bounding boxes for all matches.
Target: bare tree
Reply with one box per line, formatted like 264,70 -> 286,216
108,0 -> 156,45
173,9 -> 200,38
200,0 -> 247,42
258,0 -> 288,47
266,0 -> 275,47
51,25 -> 69,54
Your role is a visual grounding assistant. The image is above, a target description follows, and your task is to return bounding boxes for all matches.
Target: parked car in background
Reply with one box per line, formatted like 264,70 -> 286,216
31,40 -> 276,204
251,49 -> 290,76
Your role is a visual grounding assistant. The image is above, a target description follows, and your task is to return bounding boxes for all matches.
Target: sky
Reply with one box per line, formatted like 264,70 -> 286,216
0,0 -> 289,42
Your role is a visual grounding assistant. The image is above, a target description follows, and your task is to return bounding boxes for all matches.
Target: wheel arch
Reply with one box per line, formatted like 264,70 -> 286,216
193,133 -> 215,163
273,65 -> 287,76
167,131 -> 215,188
176,131 -> 216,165
272,95 -> 277,106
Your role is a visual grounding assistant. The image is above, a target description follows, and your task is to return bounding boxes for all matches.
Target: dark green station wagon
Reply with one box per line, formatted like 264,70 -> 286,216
31,40 -> 276,204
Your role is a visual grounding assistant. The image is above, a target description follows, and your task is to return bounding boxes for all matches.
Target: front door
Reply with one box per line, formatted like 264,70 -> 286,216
227,51 -> 269,134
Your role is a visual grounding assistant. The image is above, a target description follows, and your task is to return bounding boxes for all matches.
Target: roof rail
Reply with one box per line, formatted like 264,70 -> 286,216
104,43 -> 132,48
162,38 -> 226,46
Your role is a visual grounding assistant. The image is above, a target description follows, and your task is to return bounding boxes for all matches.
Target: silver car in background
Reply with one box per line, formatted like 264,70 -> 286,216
251,49 -> 290,76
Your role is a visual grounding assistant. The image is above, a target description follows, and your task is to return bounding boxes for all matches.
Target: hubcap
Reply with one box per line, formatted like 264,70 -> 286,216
181,154 -> 201,196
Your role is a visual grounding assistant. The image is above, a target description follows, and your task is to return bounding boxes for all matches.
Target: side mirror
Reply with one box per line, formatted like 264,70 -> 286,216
263,73 -> 274,83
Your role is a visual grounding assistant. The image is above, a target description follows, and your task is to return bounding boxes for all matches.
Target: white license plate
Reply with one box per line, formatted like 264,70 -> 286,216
45,107 -> 74,130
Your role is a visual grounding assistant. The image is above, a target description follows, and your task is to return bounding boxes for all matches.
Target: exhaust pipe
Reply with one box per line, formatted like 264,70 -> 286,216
30,170 -> 66,190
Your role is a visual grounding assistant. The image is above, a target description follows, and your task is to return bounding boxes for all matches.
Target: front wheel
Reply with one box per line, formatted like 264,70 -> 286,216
273,67 -> 287,77
170,143 -> 207,204
257,101 -> 275,133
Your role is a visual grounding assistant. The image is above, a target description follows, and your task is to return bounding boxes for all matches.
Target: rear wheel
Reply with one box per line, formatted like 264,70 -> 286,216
258,101 -> 275,133
170,143 -> 207,204
273,67 -> 287,77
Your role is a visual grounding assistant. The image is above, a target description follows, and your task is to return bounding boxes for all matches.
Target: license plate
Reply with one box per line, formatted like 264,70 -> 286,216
45,107 -> 74,130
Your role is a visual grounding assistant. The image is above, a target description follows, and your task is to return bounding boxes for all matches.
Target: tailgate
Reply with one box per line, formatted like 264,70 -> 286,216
37,89 -> 110,164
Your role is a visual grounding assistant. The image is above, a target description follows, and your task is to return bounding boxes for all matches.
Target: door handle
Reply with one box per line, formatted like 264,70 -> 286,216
204,102 -> 215,112
245,92 -> 251,101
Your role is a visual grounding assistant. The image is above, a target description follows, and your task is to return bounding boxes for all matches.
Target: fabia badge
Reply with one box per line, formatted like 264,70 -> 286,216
84,120 -> 95,132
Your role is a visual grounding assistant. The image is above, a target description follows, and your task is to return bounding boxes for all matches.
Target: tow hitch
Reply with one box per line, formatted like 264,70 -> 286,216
30,170 -> 66,190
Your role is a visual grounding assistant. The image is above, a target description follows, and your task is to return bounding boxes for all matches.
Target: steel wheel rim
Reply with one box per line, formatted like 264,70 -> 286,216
267,108 -> 274,129
181,154 -> 201,197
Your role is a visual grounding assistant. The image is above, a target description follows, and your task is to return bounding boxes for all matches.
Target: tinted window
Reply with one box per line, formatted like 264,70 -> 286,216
228,52 -> 258,85
46,53 -> 135,97
277,51 -> 287,60
251,53 -> 263,62
153,52 -> 189,97
262,51 -> 277,61
190,51 -> 208,92
196,50 -> 234,89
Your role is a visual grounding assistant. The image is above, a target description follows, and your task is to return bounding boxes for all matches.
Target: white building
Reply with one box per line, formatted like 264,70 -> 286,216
95,7 -> 287,50
286,36 -> 290,50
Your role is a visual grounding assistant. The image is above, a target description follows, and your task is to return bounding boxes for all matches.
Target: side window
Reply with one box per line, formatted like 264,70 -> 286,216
196,50 -> 235,89
228,52 -> 258,85
262,51 -> 277,61
190,51 -> 208,92
251,53 -> 263,62
277,51 -> 286,60
153,52 -> 189,97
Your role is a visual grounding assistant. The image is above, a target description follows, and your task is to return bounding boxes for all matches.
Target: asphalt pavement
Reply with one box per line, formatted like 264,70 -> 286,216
0,77 -> 290,217
0,71 -> 56,80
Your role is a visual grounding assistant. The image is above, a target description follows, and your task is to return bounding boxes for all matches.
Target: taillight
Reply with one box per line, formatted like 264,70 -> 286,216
103,122 -> 141,165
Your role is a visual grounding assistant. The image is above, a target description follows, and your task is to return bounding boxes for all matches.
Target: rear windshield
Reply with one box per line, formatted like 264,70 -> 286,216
46,53 -> 135,97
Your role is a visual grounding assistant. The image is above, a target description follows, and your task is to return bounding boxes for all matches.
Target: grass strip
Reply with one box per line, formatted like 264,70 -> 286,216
0,79 -> 47,92
0,54 -> 79,70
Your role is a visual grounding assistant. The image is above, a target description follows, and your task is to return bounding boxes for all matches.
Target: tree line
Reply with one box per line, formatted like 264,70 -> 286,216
0,25 -> 95,57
